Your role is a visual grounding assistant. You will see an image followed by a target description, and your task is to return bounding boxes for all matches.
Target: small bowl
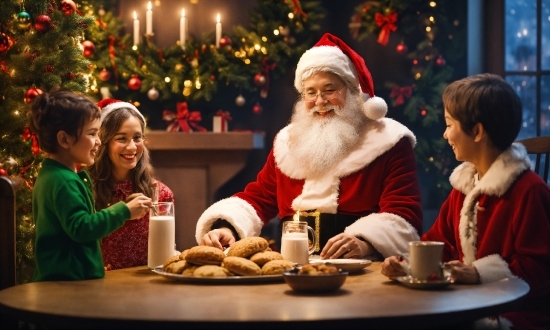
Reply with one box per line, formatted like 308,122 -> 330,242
282,268 -> 348,293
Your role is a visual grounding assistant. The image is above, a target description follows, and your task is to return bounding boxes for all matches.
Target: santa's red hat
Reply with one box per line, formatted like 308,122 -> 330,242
294,33 -> 387,120
96,98 -> 146,126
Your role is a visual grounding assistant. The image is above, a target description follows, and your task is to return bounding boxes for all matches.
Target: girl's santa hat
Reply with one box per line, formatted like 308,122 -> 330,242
294,33 -> 387,120
96,98 -> 146,126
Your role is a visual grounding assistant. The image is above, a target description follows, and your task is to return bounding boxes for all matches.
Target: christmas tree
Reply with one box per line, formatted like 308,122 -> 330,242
0,0 -> 95,284
349,0 -> 466,207
85,0 -> 325,130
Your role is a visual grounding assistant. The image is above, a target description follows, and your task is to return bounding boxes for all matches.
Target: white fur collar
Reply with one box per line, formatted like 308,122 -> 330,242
273,118 -> 416,179
454,143 -> 531,265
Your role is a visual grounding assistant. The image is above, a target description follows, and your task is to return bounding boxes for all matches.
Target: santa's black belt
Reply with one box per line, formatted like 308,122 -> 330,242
280,212 -> 359,253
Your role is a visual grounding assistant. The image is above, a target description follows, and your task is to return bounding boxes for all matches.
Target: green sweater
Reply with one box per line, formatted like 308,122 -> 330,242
32,158 -> 130,281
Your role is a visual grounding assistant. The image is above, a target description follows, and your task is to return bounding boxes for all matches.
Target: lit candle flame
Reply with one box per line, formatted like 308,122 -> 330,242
217,13 -> 220,23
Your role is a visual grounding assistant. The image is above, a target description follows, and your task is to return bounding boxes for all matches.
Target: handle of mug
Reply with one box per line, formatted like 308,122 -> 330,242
397,253 -> 411,276
307,226 -> 316,255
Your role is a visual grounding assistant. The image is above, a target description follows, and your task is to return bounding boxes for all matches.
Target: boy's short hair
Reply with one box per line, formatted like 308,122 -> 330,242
442,73 -> 522,151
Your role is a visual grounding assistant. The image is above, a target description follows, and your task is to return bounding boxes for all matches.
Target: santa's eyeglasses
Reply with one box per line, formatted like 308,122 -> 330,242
302,85 -> 345,104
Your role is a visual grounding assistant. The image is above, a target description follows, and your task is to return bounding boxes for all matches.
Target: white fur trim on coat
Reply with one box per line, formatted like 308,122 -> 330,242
472,254 -> 516,283
274,118 -> 416,180
195,197 -> 263,244
452,143 -> 531,265
345,212 -> 420,258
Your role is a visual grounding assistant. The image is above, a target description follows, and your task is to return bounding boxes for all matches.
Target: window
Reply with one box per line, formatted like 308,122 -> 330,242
504,0 -> 550,139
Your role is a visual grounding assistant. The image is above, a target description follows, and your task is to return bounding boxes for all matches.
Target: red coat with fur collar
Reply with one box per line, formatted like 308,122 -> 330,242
196,118 -> 423,258
423,143 -> 550,328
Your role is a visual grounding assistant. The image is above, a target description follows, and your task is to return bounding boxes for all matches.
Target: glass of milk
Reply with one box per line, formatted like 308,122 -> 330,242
148,202 -> 175,269
280,221 -> 316,265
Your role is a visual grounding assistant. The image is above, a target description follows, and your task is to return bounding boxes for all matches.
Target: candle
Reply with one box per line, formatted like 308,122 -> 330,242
133,11 -> 140,46
215,13 -> 221,48
146,1 -> 153,35
180,9 -> 187,50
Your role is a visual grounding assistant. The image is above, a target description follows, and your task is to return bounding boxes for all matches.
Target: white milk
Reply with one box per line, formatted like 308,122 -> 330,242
280,232 -> 309,265
148,215 -> 175,269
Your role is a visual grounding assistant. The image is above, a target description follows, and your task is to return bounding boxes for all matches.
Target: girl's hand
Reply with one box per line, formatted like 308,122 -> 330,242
444,260 -> 480,284
381,255 -> 407,279
126,195 -> 153,220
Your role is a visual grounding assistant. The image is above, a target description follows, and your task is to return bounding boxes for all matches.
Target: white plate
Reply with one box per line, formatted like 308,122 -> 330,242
395,275 -> 454,290
152,267 -> 284,284
308,259 -> 372,273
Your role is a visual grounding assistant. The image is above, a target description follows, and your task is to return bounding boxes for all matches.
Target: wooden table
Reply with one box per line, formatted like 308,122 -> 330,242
0,263 -> 529,329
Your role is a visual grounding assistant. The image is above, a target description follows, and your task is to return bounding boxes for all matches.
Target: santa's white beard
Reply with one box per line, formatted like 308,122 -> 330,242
288,92 -> 367,177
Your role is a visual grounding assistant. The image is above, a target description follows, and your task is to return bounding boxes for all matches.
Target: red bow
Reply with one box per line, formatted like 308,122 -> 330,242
286,0 -> 308,18
163,102 -> 206,133
22,126 -> 41,156
375,11 -> 398,46
389,86 -> 413,106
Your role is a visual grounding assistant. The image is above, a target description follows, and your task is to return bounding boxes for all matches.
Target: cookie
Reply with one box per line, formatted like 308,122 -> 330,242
261,259 -> 296,275
227,237 -> 269,258
179,249 -> 190,260
193,265 -> 231,277
185,246 -> 226,265
222,256 -> 262,276
163,254 -> 181,271
249,251 -> 284,266
165,260 -> 188,274
182,265 -> 199,276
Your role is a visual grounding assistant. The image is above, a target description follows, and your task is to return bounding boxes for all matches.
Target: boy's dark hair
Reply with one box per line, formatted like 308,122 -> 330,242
27,90 -> 100,154
442,73 -> 522,151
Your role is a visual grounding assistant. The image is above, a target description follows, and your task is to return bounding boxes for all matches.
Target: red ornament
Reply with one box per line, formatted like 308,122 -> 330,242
219,36 -> 232,47
0,32 -> 14,52
45,65 -> 54,72
61,0 -> 77,15
65,72 -> 77,79
81,40 -> 95,57
34,14 -> 53,33
24,87 -> 43,103
253,73 -> 266,86
98,68 -> 111,82
0,168 -> 7,176
435,56 -> 446,67
252,103 -> 263,115
395,42 -> 408,55
420,109 -> 427,116
128,75 -> 142,91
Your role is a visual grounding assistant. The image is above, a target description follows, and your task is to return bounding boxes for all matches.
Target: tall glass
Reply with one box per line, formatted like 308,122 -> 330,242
148,202 -> 175,269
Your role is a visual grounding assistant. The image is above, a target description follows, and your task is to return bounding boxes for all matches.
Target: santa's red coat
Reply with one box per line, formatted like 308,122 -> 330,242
196,118 -> 423,257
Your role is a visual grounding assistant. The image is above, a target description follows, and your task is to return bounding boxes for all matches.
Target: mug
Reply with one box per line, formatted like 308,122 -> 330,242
399,241 -> 444,281
148,202 -> 176,269
280,221 -> 316,265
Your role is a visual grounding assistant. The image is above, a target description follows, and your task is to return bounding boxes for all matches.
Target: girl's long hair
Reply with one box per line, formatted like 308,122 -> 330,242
88,107 -> 156,210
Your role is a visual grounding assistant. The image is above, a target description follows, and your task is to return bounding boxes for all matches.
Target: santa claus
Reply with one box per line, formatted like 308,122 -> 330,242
196,33 -> 422,259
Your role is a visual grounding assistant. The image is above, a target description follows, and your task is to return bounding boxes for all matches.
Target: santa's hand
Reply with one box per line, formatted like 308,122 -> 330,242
320,233 -> 372,259
200,227 -> 236,250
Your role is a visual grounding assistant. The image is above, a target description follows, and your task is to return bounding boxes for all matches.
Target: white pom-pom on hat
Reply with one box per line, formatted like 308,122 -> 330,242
97,98 -> 146,126
363,95 -> 388,120
295,33 -> 388,120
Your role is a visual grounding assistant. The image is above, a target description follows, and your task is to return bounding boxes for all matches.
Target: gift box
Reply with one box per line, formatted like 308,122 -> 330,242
213,110 -> 232,133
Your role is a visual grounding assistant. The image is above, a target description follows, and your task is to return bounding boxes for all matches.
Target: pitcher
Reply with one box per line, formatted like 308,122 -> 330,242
280,221 -> 316,265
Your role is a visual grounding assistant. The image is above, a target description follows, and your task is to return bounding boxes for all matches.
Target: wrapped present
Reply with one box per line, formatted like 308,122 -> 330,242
213,110 -> 232,133
162,102 -> 206,133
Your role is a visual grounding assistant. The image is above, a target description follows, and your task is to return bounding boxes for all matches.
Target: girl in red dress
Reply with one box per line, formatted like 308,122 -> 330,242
89,99 -> 174,270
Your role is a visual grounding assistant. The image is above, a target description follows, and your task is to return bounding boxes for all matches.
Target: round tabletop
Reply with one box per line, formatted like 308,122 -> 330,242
0,262 -> 529,329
